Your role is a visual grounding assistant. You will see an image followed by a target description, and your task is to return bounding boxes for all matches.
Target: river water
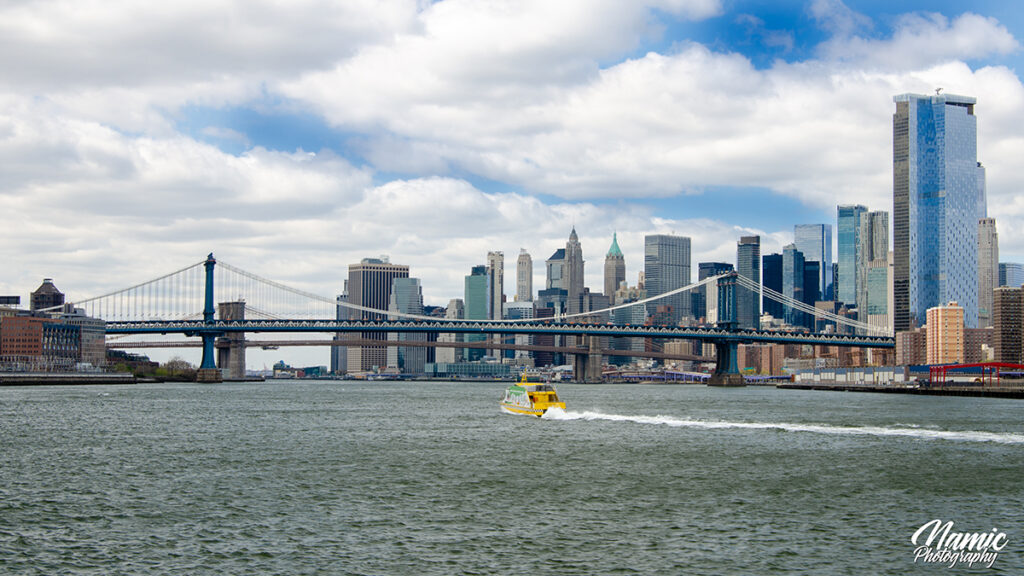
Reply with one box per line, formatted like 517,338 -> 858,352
1,381 -> 1022,575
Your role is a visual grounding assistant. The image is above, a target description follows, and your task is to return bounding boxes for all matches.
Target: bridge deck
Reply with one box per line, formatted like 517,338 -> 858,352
105,319 -> 895,348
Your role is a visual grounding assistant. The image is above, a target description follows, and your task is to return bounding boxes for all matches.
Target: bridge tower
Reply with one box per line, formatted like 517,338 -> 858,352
196,254 -> 223,383
708,272 -> 745,387
572,334 -> 604,383
216,301 -> 246,380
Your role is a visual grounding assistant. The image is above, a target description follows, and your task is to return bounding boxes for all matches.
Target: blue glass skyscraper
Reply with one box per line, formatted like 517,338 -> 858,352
782,244 -> 805,329
893,93 -> 985,331
1000,263 -> 1024,288
794,224 -> 832,302
836,205 -> 866,307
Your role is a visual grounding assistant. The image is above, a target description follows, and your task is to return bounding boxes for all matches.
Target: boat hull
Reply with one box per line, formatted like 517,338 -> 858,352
500,401 -> 566,417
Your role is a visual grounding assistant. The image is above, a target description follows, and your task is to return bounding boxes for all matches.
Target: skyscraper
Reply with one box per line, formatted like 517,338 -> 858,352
836,205 -> 867,307
604,233 -> 625,302
387,277 -> 426,373
736,235 -> 761,329
515,249 -> 533,302
486,251 -> 504,320
347,257 -> 409,372
993,287 -> 1022,363
564,228 -> 585,314
977,218 -> 998,328
546,249 -> 565,290
464,265 -> 489,361
857,210 -> 889,325
644,234 -> 691,324
761,253 -> 783,320
782,244 -> 805,329
893,92 -> 985,331
794,224 -> 832,301
999,262 -> 1024,288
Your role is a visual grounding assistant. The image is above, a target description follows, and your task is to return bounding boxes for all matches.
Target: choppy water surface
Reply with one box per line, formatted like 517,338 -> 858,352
1,381 -> 1022,575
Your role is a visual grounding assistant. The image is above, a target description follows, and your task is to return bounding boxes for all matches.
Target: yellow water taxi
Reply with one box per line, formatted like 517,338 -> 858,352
500,375 -> 565,416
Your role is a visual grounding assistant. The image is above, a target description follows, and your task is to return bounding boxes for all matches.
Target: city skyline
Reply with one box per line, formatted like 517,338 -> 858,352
4,1 -> 1024,315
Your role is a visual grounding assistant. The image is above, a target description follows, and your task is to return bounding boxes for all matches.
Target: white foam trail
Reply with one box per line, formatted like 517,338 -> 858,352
541,408 -> 1024,444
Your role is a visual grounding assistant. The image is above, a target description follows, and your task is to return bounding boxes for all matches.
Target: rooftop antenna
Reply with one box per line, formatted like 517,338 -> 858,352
935,87 -> 943,95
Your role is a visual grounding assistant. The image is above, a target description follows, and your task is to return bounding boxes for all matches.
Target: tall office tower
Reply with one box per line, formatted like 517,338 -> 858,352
837,205 -> 867,307
977,218 -> 999,328
486,251 -> 504,320
515,249 -> 533,302
762,253 -> 783,320
803,261 -> 821,331
546,249 -> 565,290
564,228 -> 585,314
736,235 -> 761,329
926,301 -> 965,365
866,258 -> 891,332
794,224 -> 833,301
999,262 -> 1024,287
857,211 -> 889,321
330,282 -> 349,375
435,299 -> 464,364
387,277 -> 426,373
992,287 -> 1022,363
894,93 -> 984,331
604,233 -> 626,303
464,265 -> 489,361
347,257 -> 409,372
694,262 -> 733,324
782,244 -> 805,328
644,234 -> 691,325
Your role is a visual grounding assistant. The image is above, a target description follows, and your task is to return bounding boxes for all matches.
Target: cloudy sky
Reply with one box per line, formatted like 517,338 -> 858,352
3,0 -> 1024,329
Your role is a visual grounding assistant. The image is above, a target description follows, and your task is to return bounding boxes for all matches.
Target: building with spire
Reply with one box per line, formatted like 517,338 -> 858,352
604,233 -> 625,303
564,228 -> 585,314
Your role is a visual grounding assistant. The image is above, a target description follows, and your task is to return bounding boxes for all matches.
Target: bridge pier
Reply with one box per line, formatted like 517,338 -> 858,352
708,340 -> 746,387
196,333 -> 222,383
573,335 -> 604,383
216,301 -> 246,380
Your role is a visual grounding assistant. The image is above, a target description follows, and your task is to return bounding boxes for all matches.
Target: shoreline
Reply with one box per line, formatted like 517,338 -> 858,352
777,382 -> 1024,399
0,372 -> 137,386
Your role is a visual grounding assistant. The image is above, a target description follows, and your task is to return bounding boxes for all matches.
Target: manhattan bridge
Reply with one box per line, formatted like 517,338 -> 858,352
47,254 -> 894,384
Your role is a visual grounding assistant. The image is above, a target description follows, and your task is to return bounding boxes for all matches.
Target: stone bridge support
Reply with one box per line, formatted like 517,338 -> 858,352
216,301 -> 246,380
708,339 -> 746,387
573,335 -> 604,383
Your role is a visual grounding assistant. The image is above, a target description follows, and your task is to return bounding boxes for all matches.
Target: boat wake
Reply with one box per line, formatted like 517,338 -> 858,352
541,407 -> 1024,444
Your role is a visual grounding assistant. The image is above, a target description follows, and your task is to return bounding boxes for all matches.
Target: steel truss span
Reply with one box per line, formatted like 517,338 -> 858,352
106,319 -> 894,348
